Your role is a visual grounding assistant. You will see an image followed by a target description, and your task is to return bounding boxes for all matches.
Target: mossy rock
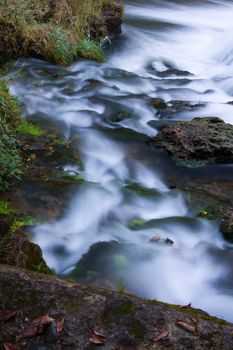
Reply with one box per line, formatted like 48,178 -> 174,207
152,117 -> 233,166
0,265 -> 232,349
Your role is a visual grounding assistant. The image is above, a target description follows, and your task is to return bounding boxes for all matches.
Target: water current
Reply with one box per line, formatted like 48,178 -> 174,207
10,0 -> 233,322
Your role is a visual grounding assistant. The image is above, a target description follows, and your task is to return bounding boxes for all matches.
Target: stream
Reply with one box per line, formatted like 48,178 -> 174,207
11,0 -> 233,322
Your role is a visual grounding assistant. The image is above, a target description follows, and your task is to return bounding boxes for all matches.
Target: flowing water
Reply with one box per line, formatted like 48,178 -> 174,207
10,0 -> 233,322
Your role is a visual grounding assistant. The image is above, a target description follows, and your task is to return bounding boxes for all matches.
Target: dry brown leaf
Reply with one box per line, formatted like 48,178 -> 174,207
176,320 -> 196,333
4,344 -> 20,350
150,235 -> 160,242
90,329 -> 107,345
56,317 -> 65,334
32,314 -> 54,326
154,330 -> 170,341
16,323 -> 39,342
0,309 -> 18,322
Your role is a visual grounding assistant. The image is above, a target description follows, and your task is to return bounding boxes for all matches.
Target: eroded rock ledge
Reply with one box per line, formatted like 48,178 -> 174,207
152,117 -> 233,166
0,265 -> 232,349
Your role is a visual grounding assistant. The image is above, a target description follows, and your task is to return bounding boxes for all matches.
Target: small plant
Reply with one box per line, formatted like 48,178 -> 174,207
0,201 -> 13,216
116,278 -> 126,293
33,261 -> 51,274
10,215 -> 37,233
76,39 -> 106,62
0,119 -> 22,190
0,80 -> 21,127
47,27 -> 75,65
18,120 -> 43,137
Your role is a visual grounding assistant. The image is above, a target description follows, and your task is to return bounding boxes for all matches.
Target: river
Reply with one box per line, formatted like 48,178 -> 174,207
11,0 -> 233,322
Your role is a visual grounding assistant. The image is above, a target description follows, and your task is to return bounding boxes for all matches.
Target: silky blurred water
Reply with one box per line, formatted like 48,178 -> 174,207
11,0 -> 233,322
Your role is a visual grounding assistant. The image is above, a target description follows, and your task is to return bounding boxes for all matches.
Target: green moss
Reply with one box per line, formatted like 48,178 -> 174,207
175,158 -> 206,168
128,219 -> 146,230
145,299 -> 227,325
125,183 -> 159,197
18,120 -> 43,137
33,261 -> 52,274
130,319 -> 146,341
117,301 -> 134,315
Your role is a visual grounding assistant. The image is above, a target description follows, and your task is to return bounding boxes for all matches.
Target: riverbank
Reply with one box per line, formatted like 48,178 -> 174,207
0,0 -> 123,65
1,0 -> 233,347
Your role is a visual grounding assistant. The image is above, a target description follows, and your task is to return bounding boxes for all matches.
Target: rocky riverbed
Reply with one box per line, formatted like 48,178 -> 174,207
1,0 -> 233,348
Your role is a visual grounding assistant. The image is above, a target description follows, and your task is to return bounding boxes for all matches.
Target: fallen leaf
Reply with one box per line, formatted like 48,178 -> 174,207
32,314 -> 54,326
30,154 -> 36,161
150,235 -> 160,242
0,309 -> 17,322
4,344 -> 20,350
180,302 -> 191,308
90,329 -> 107,345
154,330 -> 170,341
176,320 -> 196,333
16,323 -> 39,342
56,317 -> 65,334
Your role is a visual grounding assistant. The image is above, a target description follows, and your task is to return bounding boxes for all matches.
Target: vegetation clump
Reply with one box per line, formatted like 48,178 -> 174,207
0,80 -> 22,190
0,0 -> 123,65
17,120 -> 43,137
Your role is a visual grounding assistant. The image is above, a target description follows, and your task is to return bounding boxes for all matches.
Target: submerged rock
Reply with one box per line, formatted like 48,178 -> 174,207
152,117 -> 233,166
0,265 -> 232,349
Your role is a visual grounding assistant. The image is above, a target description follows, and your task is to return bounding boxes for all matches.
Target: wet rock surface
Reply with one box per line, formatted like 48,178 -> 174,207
0,130 -> 82,273
91,3 -> 123,39
0,265 -> 233,350
0,132 -> 82,221
152,117 -> 233,166
182,180 -> 233,242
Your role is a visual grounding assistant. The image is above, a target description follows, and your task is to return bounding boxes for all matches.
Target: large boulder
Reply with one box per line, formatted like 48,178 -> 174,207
152,117 -> 233,166
0,265 -> 233,349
